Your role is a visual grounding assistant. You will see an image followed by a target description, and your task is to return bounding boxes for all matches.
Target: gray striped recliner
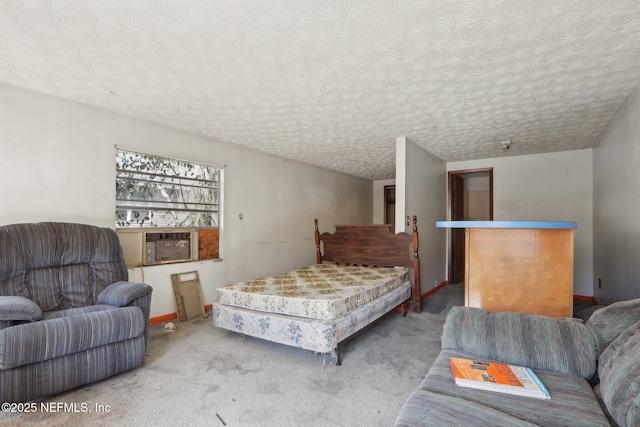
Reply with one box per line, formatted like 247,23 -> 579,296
0,222 -> 153,403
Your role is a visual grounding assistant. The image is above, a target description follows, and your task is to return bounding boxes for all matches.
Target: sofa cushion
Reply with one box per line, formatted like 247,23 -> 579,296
395,388 -> 540,427
0,336 -> 146,404
0,306 -> 145,370
586,298 -> 640,357
597,320 -> 640,427
396,350 -> 610,427
442,307 -> 597,378
0,296 -> 42,321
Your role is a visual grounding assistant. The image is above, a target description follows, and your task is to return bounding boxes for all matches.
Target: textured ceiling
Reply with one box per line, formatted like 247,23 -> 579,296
1,1 -> 640,180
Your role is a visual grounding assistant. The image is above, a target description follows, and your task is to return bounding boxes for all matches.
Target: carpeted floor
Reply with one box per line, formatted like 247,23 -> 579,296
2,283 -> 465,427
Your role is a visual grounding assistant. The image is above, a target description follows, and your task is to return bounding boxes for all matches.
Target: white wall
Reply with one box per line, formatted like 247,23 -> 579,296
593,86 -> 640,304
0,83 -> 373,318
448,149 -> 594,296
396,137 -> 447,293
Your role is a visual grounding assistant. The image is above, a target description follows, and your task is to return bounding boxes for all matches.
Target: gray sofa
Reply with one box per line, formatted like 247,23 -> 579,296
0,222 -> 153,403
395,299 -> 640,427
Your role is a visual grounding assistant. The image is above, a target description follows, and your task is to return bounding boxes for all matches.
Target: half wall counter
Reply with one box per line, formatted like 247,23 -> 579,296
436,221 -> 577,318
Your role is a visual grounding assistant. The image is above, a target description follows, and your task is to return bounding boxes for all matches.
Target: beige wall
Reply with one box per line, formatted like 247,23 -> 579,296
448,149 -> 594,296
593,85 -> 640,304
0,83 -> 373,318
465,190 -> 491,220
464,176 -> 491,220
396,137 -> 447,293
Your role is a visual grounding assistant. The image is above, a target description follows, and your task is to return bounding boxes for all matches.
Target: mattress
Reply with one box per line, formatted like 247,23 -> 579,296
216,264 -> 409,320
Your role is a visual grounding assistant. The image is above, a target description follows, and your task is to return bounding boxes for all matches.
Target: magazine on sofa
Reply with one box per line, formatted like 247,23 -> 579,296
450,357 -> 550,400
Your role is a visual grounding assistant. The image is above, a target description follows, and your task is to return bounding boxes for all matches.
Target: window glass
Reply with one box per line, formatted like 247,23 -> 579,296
116,149 -> 220,228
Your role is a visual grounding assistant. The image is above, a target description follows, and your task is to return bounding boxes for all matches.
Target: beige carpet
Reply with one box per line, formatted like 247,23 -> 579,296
1,284 -> 464,427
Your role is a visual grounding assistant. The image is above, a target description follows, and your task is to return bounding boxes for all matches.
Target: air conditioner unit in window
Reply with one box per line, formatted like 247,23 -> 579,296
117,229 -> 200,267
154,239 -> 190,264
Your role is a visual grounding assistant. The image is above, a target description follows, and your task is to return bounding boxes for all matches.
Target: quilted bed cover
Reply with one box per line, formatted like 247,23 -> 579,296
216,264 -> 409,320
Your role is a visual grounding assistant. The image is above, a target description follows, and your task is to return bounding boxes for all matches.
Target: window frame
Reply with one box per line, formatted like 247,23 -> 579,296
115,148 -> 223,267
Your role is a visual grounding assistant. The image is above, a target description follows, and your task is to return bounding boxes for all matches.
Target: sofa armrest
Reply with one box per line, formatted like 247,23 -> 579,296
0,296 -> 42,323
98,281 -> 153,348
97,281 -> 152,307
441,306 -> 597,378
586,297 -> 640,357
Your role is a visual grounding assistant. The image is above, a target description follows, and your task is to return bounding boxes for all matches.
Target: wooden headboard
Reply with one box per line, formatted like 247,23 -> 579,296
314,216 -> 421,313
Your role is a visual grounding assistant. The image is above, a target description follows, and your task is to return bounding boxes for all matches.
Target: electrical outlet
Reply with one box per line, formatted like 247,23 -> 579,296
598,278 -> 602,289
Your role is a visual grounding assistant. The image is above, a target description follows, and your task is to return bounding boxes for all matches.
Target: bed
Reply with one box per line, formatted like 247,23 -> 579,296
212,217 -> 421,364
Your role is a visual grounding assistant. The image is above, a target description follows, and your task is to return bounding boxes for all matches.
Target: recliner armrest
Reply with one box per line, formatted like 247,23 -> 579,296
97,281 -> 153,307
0,296 -> 42,322
97,281 -> 153,348
441,306 -> 597,379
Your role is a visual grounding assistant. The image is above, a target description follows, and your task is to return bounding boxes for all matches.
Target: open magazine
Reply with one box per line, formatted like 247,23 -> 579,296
450,357 -> 550,400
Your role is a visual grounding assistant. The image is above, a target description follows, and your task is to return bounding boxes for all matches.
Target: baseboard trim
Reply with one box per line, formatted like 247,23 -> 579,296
149,304 -> 213,325
398,280 -> 450,313
149,312 -> 177,324
421,281 -> 449,300
574,294 -> 600,305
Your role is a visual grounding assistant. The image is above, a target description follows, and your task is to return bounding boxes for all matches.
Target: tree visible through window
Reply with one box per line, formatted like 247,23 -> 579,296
115,149 -> 220,228
115,149 -> 222,266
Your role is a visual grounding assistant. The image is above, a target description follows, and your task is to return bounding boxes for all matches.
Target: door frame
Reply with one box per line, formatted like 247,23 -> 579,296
447,168 -> 494,283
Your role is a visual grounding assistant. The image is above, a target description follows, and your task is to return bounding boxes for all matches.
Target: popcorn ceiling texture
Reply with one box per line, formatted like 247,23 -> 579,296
1,1 -> 639,180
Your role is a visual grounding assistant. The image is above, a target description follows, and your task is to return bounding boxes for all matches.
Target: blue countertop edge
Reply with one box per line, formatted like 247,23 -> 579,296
435,220 -> 577,229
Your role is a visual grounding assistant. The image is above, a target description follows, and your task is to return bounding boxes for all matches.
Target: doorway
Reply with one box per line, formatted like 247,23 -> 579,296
448,168 -> 493,284
383,185 -> 396,233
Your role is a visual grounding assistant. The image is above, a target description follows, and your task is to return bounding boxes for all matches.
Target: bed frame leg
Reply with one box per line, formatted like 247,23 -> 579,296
403,300 -> 411,317
331,346 -> 343,366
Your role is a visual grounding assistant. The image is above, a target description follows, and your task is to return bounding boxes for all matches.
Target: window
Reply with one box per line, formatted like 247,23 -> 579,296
115,149 -> 222,267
